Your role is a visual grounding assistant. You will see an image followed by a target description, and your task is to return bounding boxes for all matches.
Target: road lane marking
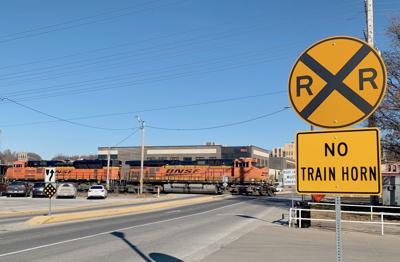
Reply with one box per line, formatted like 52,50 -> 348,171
165,210 -> 181,214
0,201 -> 244,257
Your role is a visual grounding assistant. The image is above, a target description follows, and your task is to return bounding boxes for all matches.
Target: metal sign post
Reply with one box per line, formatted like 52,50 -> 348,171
288,35 -> 386,262
44,183 -> 57,215
335,196 -> 343,262
49,195 -> 52,216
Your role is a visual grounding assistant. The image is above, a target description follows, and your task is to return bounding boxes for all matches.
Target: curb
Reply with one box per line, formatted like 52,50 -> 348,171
26,195 -> 226,225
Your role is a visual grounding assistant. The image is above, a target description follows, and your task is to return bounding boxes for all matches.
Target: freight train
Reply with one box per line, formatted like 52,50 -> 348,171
4,158 -> 275,196
126,158 -> 274,195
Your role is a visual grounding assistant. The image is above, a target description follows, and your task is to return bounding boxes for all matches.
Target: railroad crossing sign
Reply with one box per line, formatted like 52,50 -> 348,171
296,128 -> 381,195
289,36 -> 386,128
44,168 -> 56,183
43,183 -> 57,198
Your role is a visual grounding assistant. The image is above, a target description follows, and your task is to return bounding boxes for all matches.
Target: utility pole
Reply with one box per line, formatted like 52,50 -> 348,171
365,0 -> 376,128
365,0 -> 374,47
365,0 -> 379,208
137,116 -> 145,195
106,147 -> 111,190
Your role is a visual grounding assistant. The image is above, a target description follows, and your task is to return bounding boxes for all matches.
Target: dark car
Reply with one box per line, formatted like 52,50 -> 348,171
0,183 -> 7,196
6,181 -> 30,197
32,182 -> 46,198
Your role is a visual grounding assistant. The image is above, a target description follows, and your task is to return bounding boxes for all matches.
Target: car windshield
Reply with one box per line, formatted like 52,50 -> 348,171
90,186 -> 103,189
62,184 -> 71,187
34,183 -> 45,187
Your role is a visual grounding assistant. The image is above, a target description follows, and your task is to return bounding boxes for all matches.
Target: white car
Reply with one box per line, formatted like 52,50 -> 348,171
87,185 -> 107,199
57,183 -> 77,198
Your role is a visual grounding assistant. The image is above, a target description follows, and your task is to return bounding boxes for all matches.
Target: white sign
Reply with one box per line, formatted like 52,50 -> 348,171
44,168 -> 56,183
283,169 -> 296,186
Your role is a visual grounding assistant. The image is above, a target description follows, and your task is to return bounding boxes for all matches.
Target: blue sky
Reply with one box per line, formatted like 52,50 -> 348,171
0,0 -> 399,159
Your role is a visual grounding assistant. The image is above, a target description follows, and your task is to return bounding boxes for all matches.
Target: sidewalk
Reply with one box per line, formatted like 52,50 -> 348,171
202,218 -> 400,262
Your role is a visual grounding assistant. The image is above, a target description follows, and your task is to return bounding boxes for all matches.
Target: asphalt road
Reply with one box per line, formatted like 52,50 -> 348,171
0,196 -> 289,262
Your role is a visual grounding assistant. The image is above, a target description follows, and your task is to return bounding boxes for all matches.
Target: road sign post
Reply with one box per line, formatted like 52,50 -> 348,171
288,36 -> 386,262
45,168 -> 56,183
49,194 -> 52,216
335,196 -> 342,262
289,36 -> 386,129
43,183 -> 57,215
44,168 -> 57,216
296,128 -> 381,195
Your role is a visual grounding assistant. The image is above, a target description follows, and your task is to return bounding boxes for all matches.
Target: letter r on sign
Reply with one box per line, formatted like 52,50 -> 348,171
296,75 -> 313,96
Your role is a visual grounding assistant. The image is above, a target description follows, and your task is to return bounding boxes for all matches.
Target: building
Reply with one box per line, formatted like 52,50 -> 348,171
17,152 -> 28,162
268,157 -> 295,170
382,162 -> 400,206
98,144 -> 270,166
271,147 -> 284,158
283,142 -> 295,160
98,144 -> 271,179
271,142 -> 295,160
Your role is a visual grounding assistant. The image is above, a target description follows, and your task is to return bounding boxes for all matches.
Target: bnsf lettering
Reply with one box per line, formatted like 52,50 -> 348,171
166,169 -> 201,175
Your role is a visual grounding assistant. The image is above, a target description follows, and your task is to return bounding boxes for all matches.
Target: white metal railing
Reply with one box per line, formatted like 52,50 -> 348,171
288,207 -> 400,235
308,202 -> 400,221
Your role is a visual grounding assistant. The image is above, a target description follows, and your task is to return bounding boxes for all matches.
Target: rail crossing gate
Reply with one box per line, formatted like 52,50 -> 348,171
289,36 -> 386,195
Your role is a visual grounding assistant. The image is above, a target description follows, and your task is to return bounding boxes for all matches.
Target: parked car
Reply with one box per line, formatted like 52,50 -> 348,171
6,181 -> 30,197
57,183 -> 77,198
87,185 -> 107,199
0,183 -> 7,196
32,182 -> 46,198
274,182 -> 283,192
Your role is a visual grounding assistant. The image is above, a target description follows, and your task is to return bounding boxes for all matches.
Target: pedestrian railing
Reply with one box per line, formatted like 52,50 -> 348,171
308,202 -> 400,221
289,207 -> 400,235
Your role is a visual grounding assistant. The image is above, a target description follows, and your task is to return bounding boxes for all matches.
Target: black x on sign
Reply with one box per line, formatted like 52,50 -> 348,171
289,36 -> 386,128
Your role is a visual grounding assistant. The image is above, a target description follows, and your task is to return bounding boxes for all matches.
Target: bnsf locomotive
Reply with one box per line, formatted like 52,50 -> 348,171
5,158 -> 275,196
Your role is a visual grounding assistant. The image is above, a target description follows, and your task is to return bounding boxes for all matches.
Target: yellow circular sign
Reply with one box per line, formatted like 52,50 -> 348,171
288,36 -> 386,128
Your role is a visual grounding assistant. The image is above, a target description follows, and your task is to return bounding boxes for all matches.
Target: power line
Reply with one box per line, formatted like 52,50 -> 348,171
147,107 -> 290,131
0,24 -> 277,83
0,0 -> 188,44
0,9 -> 360,94
0,97 -> 134,131
0,90 -> 286,128
0,31 -> 297,95
115,128 -> 140,146
3,52 -> 293,102
0,12 -> 274,72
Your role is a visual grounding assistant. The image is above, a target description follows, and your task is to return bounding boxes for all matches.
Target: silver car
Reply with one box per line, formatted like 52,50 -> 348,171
56,183 -> 77,198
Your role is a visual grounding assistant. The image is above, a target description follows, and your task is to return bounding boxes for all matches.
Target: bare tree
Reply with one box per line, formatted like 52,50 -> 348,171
0,150 -> 17,165
27,152 -> 42,161
377,18 -> 400,161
